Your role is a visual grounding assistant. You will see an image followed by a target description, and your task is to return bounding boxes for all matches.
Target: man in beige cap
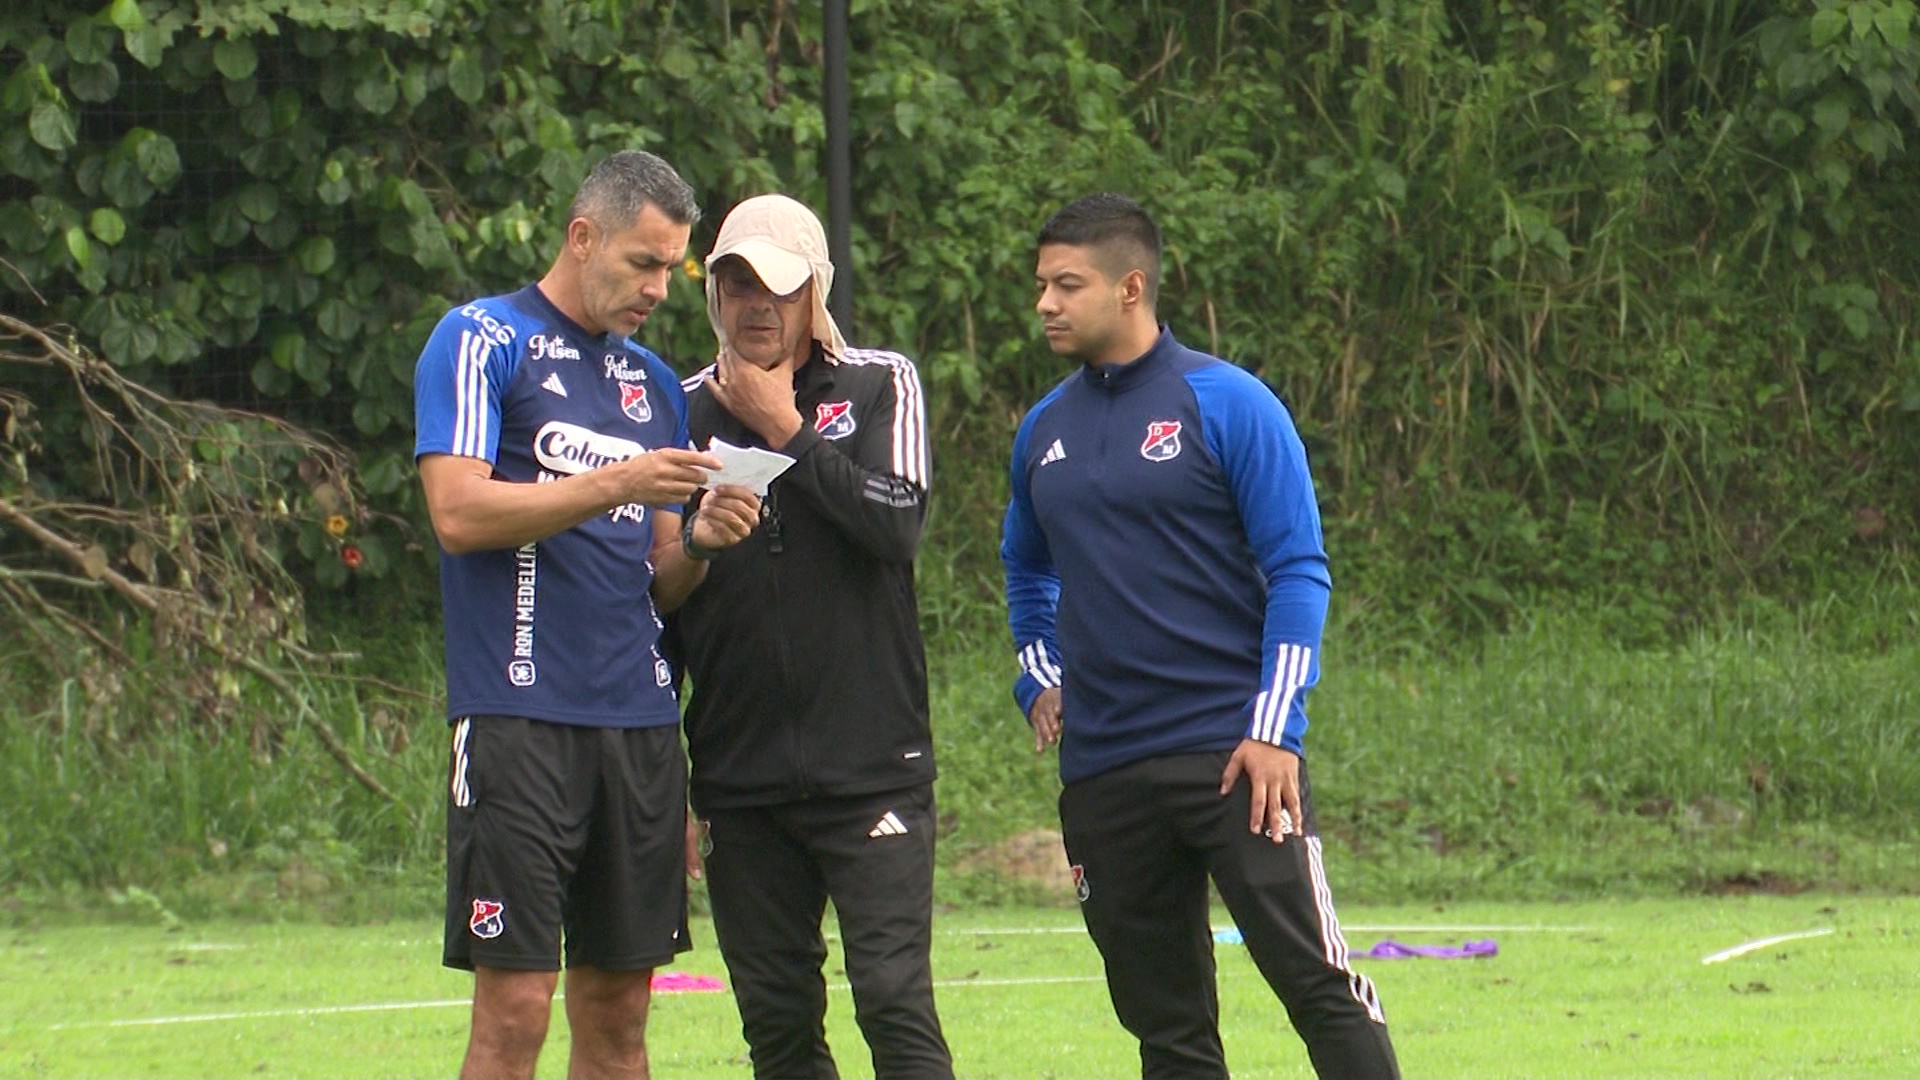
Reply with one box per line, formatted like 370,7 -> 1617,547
662,194 -> 951,1079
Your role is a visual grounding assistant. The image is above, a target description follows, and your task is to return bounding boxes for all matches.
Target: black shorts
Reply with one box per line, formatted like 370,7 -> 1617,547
443,715 -> 691,973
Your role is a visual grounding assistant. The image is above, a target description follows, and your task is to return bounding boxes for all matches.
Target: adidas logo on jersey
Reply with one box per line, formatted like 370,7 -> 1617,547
868,811 -> 909,838
541,372 -> 568,398
1039,438 -> 1066,466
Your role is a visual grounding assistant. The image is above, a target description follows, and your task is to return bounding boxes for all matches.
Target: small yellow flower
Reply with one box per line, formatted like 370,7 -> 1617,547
683,256 -> 704,280
324,513 -> 350,538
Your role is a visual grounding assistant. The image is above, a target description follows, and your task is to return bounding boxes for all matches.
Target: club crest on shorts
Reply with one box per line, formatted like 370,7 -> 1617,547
620,383 -> 652,424
1069,864 -> 1091,903
1140,420 -> 1182,461
470,898 -> 506,939
814,400 -> 856,440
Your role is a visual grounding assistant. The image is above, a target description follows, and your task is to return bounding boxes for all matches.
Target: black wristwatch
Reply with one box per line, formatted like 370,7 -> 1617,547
681,510 -> 720,561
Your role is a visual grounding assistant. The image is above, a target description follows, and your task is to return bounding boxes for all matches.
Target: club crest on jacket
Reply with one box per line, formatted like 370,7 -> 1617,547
1140,419 -> 1182,461
815,400 -> 856,440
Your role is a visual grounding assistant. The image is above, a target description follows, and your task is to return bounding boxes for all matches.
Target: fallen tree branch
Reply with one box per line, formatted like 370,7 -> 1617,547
0,497 -> 413,820
0,313 -> 414,825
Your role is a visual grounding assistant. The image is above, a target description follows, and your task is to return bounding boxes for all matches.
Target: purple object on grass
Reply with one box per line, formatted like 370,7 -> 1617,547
1360,938 -> 1499,959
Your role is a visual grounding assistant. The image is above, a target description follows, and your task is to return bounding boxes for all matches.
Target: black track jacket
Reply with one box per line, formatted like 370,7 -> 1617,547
668,344 -> 935,812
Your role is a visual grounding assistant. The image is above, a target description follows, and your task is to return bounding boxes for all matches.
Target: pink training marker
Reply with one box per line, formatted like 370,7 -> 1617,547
649,972 -> 727,992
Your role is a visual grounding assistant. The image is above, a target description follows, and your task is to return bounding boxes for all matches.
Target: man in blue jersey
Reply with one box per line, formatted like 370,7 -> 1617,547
413,150 -> 761,1080
1001,193 -> 1400,1079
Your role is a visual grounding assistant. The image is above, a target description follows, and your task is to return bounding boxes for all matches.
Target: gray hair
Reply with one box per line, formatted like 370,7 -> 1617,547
569,150 -> 700,229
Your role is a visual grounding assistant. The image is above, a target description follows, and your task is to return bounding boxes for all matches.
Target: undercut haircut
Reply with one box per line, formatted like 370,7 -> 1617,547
1037,193 -> 1163,308
570,150 -> 701,231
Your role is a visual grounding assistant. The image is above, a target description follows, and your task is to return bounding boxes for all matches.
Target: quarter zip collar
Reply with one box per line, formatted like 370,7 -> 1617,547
1079,325 -> 1175,394
794,340 -> 836,393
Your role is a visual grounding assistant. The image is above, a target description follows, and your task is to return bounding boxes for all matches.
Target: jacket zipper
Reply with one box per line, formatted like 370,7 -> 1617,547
759,445 -> 807,795
1094,368 -> 1113,480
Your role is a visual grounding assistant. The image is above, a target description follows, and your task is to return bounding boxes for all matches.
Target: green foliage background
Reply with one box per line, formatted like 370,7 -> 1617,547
4,0 -> 1917,634
5,0 -> 1920,910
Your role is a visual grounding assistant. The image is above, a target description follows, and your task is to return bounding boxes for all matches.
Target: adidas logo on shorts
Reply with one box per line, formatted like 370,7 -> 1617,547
867,810 -> 909,838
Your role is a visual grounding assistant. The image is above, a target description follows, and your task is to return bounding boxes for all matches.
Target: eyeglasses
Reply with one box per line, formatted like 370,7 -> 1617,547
717,270 -> 809,305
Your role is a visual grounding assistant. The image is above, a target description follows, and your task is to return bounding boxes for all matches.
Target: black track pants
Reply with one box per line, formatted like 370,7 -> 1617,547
702,785 -> 954,1080
1060,752 -> 1399,1079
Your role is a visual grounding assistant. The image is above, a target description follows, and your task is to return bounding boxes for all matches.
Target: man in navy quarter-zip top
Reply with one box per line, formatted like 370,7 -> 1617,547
1002,193 -> 1400,1079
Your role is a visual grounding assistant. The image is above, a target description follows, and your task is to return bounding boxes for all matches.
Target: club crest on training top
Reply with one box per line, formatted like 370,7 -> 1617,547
620,383 -> 652,424
1140,419 -> 1182,462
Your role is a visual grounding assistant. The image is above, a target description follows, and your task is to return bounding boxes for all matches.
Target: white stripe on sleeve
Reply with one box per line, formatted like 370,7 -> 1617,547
453,329 -> 492,460
841,349 -> 928,490
451,331 -> 475,458
1253,644 -> 1312,744
1019,641 -> 1062,689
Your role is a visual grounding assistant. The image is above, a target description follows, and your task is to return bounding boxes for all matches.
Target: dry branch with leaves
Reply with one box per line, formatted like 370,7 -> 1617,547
0,312 -> 412,822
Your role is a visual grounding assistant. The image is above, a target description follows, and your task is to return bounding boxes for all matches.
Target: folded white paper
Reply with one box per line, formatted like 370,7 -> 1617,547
700,437 -> 796,497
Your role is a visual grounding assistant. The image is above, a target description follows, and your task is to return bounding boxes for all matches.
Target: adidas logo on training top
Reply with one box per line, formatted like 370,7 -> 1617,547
868,811 -> 909,838
1039,438 -> 1066,466
541,371 -> 568,398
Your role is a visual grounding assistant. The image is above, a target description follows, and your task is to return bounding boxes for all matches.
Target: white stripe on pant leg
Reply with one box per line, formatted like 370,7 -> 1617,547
450,718 -> 472,808
1304,835 -> 1342,966
1306,836 -> 1386,1024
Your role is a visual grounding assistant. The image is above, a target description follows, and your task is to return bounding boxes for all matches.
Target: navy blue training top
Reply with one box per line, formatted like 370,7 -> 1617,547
413,285 -> 689,729
1001,327 -> 1331,784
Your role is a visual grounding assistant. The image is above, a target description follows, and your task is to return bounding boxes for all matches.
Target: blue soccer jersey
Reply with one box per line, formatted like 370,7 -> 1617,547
1002,327 -> 1332,784
414,284 -> 689,728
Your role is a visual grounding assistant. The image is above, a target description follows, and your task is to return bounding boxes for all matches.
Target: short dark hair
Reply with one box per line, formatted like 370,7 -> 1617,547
570,150 -> 701,230
1037,193 -> 1162,306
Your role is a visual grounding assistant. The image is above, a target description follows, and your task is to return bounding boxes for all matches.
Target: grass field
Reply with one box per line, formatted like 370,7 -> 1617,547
4,895 -> 1916,1078
4,602 -> 1916,1078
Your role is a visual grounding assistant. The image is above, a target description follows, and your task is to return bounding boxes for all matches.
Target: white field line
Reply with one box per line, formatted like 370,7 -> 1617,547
1339,924 -> 1598,933
931,923 -> 1598,936
50,923 -> 1602,1031
198,924 -> 1600,949
831,973 -> 1110,991
48,998 -> 475,1030
47,971 -> 1132,1031
1700,927 -> 1834,965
